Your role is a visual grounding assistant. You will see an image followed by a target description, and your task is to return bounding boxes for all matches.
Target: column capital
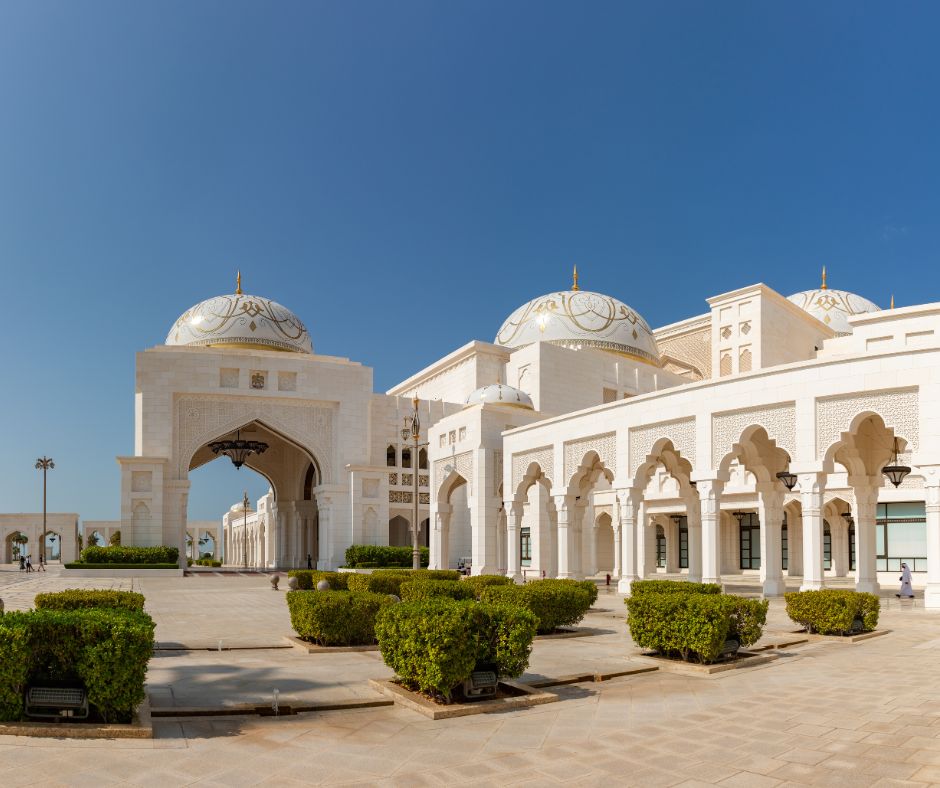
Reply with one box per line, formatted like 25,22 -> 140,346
796,471 -> 826,494
552,494 -> 574,511
920,466 -> 940,489
694,478 -> 723,498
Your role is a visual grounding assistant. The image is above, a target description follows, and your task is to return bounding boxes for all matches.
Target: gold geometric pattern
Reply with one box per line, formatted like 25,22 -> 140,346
495,289 -> 660,365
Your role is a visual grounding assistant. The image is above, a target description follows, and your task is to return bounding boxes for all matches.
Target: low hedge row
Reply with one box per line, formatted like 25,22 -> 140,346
346,572 -> 409,596
481,579 -> 592,634
194,558 -> 222,567
374,568 -> 462,581
630,579 -> 721,596
626,593 -> 768,663
344,545 -> 430,568
375,598 -> 538,701
34,590 -> 145,613
64,563 -> 178,570
286,590 -> 394,646
287,570 -> 350,590
400,579 -> 475,602
784,590 -> 879,635
461,574 -> 513,599
0,608 -> 155,722
79,546 -> 179,565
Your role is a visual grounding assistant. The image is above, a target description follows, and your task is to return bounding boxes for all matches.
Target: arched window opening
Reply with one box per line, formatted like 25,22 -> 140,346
402,448 -> 412,469
304,463 -> 317,500
386,445 -> 397,467
418,447 -> 428,470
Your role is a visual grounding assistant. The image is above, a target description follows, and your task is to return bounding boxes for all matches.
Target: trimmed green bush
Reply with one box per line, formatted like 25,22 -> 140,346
35,590 -> 145,613
194,558 -> 222,567
64,563 -> 178,570
625,593 -> 768,663
286,590 -> 394,646
461,574 -> 513,599
373,568 -> 463,582
784,589 -> 880,635
0,608 -> 155,722
347,573 -> 409,596
287,570 -> 349,590
79,546 -> 179,565
721,596 -> 769,648
630,579 -> 722,596
554,578 -> 599,607
481,579 -> 592,634
375,598 -> 537,701
344,545 -> 430,568
400,579 -> 475,602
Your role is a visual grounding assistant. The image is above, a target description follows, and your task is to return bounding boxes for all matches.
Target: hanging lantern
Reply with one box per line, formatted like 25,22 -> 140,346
209,429 -> 269,470
882,437 -> 911,488
775,470 -> 798,491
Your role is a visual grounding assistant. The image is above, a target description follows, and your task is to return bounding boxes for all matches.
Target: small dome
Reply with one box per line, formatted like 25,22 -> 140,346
465,384 -> 534,410
494,285 -> 659,365
787,271 -> 880,335
166,283 -> 312,353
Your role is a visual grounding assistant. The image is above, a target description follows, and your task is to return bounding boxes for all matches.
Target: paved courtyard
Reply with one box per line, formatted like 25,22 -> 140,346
1,567 -> 940,786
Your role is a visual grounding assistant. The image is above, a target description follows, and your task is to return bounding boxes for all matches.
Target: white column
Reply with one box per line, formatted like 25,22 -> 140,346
698,479 -> 723,585
506,502 -> 523,582
684,493 -> 702,582
798,472 -> 826,591
617,489 -> 640,593
636,506 -> 652,580
924,470 -> 940,608
849,479 -> 879,594
757,482 -> 786,596
429,503 -> 451,570
554,496 -> 573,579
612,518 -> 622,579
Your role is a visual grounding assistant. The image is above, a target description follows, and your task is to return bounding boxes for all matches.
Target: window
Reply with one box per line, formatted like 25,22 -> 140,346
677,517 -> 689,569
655,526 -> 666,568
876,502 -> 927,572
823,520 -> 832,570
418,448 -> 428,470
520,527 -> 531,566
386,445 -> 396,467
401,448 -> 412,468
739,347 -> 752,373
603,388 -> 617,403
738,512 -> 761,570
782,517 -> 788,571
848,524 -> 856,571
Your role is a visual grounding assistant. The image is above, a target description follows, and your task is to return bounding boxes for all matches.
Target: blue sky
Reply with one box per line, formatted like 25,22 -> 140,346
1,1 -> 938,521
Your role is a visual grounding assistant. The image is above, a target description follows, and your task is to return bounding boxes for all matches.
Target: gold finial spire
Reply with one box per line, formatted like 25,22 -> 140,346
236,270 -> 243,295
890,293 -> 895,309
820,265 -> 827,290
572,265 -> 580,291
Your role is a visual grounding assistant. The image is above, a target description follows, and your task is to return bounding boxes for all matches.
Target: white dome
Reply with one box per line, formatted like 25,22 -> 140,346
495,288 -> 660,365
787,288 -> 881,335
464,384 -> 534,410
166,290 -> 312,353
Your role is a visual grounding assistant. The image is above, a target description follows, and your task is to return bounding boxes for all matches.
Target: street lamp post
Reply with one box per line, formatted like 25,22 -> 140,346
35,457 -> 54,563
401,396 -> 429,571
243,490 -> 250,571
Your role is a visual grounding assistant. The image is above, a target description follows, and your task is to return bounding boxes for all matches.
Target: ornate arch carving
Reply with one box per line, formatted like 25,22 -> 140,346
712,403 -> 796,467
629,418 -> 695,477
173,394 -> 334,481
816,388 -> 919,457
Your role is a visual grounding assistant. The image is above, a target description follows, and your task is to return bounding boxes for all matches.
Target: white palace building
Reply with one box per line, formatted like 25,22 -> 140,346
109,269 -> 940,607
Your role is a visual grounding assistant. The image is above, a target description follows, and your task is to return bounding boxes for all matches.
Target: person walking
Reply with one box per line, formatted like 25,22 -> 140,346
38,554 -> 46,572
897,562 -> 915,598
25,555 -> 33,573
19,555 -> 25,571
306,554 -> 313,570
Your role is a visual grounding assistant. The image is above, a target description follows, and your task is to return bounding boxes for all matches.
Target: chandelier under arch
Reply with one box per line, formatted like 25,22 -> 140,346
209,428 -> 269,470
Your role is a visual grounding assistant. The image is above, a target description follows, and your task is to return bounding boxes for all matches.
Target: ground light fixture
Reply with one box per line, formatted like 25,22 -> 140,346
882,437 -> 911,488
775,470 -> 798,491
209,428 -> 269,469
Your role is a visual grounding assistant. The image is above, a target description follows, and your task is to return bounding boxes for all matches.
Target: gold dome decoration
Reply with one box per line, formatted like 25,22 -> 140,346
787,267 -> 880,336
495,277 -> 660,365
166,276 -> 312,353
